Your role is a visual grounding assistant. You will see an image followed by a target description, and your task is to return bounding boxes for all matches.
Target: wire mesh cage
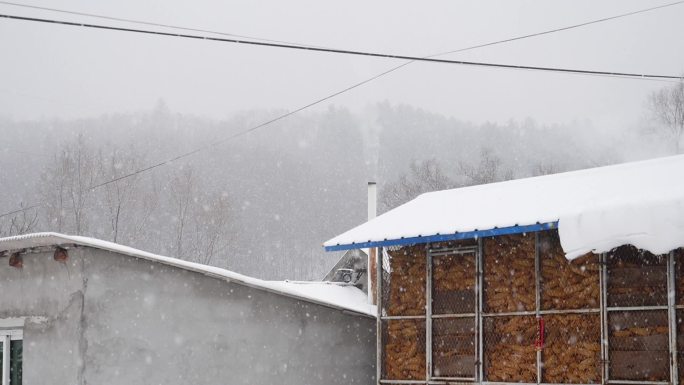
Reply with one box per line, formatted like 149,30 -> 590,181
381,250 -> 392,316
378,232 -> 682,385
430,240 -> 478,250
678,310 -> 684,385
432,317 -> 476,379
483,234 -> 536,313
607,246 -> 667,308
540,231 -> 600,310
382,319 -> 426,381
432,251 -> 476,315
542,314 -> 601,384
675,248 -> 684,306
608,310 -> 670,382
382,245 -> 426,317
484,315 -> 537,382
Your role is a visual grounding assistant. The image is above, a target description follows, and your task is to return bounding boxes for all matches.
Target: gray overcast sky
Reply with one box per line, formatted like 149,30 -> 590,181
1,0 -> 683,128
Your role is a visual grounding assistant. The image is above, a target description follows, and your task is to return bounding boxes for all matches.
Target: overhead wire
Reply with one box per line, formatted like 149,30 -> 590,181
0,204 -> 43,218
1,2 -> 683,219
0,13 -> 681,80
427,0 -> 684,59
3,0 -> 682,61
0,0 -> 330,48
2,0 -> 683,59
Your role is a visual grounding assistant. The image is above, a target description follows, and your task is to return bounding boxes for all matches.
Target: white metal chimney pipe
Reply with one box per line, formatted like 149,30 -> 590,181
368,182 -> 377,221
367,182 -> 377,305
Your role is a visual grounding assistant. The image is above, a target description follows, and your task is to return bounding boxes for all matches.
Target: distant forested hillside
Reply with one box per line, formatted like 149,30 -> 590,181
0,102 -> 673,279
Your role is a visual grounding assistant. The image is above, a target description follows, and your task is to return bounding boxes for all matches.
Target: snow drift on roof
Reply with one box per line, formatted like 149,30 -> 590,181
325,155 -> 684,259
0,233 -> 375,317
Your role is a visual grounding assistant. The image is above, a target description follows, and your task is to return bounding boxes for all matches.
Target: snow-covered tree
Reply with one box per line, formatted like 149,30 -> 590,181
648,81 -> 684,153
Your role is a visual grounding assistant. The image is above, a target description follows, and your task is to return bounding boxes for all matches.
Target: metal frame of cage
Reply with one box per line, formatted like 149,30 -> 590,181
378,245 -> 429,384
376,231 -> 682,385
429,244 -> 479,383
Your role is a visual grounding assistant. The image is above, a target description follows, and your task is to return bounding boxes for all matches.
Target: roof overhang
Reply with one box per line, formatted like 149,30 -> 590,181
325,221 -> 558,251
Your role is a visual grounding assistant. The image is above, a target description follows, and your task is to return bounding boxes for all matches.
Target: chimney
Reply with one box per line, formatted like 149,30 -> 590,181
368,182 -> 377,221
367,182 -> 377,305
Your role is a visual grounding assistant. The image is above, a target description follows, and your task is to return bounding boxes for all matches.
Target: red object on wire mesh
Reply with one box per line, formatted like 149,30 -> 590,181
534,317 -> 545,351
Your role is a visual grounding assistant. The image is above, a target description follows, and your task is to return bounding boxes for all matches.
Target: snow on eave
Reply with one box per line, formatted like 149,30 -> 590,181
324,155 -> 684,259
0,232 -> 375,318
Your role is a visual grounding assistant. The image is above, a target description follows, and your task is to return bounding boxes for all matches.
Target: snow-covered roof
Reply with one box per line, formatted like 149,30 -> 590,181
325,155 -> 684,259
0,233 -> 375,317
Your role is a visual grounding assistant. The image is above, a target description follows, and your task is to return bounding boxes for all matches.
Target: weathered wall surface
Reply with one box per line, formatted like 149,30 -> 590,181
0,247 -> 376,385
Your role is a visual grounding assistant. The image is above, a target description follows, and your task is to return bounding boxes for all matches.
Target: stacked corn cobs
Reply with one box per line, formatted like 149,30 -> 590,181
612,325 -> 668,337
608,310 -> 670,381
541,234 -> 600,309
433,252 -> 476,312
433,253 -> 475,294
384,246 -> 426,380
484,234 -> 536,313
543,314 -> 601,383
484,316 -> 538,382
608,323 -> 670,381
432,252 -> 476,377
676,248 -> 684,305
608,246 -> 667,307
483,235 -> 537,382
540,233 -> 601,383
386,246 -> 426,316
385,319 -> 426,380
677,248 -> 684,385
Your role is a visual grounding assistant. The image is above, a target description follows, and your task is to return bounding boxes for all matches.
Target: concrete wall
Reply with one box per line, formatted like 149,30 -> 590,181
0,247 -> 376,385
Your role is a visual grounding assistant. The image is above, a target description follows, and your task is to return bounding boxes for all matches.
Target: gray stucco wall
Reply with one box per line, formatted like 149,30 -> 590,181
0,247 -> 376,385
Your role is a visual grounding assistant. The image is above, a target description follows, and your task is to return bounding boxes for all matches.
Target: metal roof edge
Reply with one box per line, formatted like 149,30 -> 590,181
324,221 -> 558,252
0,233 -> 376,318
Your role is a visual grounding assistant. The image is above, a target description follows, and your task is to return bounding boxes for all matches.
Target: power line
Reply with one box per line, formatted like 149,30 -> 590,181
87,65 -> 413,191
2,2 -> 683,219
359,0 -> 684,92
0,204 -> 43,219
0,0 -> 329,49
0,13 -> 681,80
0,63 -> 412,219
2,0 -> 682,62
427,0 -> 684,59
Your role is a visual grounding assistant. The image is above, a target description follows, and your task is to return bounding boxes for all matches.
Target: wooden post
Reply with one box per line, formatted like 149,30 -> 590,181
370,248 -> 377,305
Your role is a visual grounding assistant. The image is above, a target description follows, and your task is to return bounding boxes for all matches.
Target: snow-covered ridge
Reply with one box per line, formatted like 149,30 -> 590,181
325,155 -> 684,259
0,232 -> 375,317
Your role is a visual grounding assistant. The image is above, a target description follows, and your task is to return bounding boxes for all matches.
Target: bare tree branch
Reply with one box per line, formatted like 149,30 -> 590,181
648,81 -> 684,153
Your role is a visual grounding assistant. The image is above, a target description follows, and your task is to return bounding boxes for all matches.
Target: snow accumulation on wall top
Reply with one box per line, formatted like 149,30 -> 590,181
325,154 -> 684,259
0,233 -> 375,317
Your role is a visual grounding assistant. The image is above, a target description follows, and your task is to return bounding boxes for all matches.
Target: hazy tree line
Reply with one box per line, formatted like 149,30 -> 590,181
9,131 -> 232,266
379,80 -> 684,211
0,81 -> 682,280
0,103 -> 367,279
379,148 -> 515,211
649,81 -> 684,153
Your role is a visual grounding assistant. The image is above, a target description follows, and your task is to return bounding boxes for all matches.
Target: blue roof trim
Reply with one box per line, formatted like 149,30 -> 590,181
324,221 -> 558,252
